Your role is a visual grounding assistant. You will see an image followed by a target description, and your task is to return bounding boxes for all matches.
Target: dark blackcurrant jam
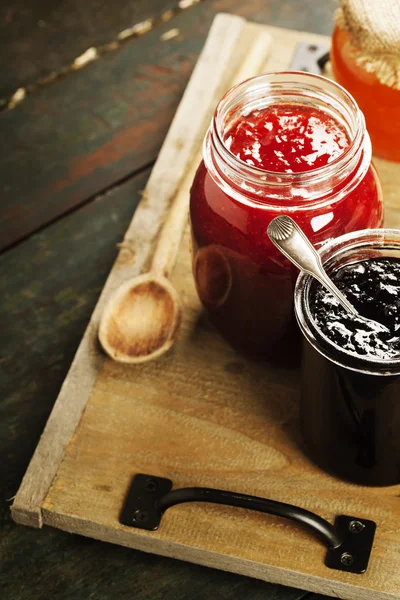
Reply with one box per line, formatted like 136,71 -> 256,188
295,230 -> 400,486
310,258 -> 400,360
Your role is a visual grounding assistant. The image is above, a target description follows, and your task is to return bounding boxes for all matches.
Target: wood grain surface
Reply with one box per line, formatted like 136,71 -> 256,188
0,0 -> 336,252
11,13 -> 271,529
0,0 -> 178,98
1,172 -> 147,511
0,168 -> 307,600
12,17 -> 400,600
41,229 -> 400,600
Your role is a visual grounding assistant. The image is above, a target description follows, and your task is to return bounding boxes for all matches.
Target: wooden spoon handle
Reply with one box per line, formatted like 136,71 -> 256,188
147,13 -> 246,277
150,22 -> 273,277
230,28 -> 272,87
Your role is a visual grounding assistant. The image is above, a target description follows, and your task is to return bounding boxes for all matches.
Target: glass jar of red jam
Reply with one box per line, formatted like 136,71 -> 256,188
190,72 -> 383,359
295,229 -> 400,486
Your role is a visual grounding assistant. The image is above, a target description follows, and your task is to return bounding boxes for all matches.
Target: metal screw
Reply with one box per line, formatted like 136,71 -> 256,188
133,509 -> 148,524
349,520 -> 365,533
145,479 -> 158,492
308,44 -> 318,52
341,552 -> 354,566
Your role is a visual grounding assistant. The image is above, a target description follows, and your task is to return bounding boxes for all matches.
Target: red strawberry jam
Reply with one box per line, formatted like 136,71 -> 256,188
225,104 -> 349,173
190,75 -> 383,359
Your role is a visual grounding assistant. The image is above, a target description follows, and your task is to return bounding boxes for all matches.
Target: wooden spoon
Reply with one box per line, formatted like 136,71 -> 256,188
98,27 -> 272,364
98,182 -> 186,363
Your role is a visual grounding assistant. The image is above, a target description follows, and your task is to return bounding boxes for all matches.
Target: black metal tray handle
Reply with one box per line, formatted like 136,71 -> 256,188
120,474 -> 376,574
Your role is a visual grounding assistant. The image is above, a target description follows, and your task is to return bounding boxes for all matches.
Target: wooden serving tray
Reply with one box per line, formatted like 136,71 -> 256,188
12,15 -> 400,600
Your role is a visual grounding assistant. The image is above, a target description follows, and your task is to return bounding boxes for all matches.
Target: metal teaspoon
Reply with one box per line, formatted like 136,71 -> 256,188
267,215 -> 390,332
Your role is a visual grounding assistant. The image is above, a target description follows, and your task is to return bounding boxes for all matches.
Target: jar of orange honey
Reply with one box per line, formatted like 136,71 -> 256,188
331,0 -> 400,162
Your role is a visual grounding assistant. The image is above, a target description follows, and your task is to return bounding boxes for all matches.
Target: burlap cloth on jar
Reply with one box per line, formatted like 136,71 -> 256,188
336,0 -> 400,89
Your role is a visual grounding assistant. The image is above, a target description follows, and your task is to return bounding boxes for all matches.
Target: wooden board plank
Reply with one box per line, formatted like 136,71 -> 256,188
0,0 -> 336,252
40,226 -> 400,600
0,0 -> 177,99
0,168 -> 309,600
11,16 -> 400,600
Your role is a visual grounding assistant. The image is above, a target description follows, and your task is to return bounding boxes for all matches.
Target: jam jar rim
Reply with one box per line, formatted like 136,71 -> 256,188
294,228 -> 400,376
204,71 -> 373,211
214,71 -> 360,178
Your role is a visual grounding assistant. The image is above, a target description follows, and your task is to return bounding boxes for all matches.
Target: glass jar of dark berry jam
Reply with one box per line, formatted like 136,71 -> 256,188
295,229 -> 400,486
190,72 -> 383,358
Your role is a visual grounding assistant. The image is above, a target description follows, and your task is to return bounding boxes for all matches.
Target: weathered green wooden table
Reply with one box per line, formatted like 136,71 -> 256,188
1,1 -> 337,598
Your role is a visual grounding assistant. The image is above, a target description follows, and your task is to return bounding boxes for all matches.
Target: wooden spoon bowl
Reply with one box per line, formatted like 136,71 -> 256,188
98,274 -> 182,364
